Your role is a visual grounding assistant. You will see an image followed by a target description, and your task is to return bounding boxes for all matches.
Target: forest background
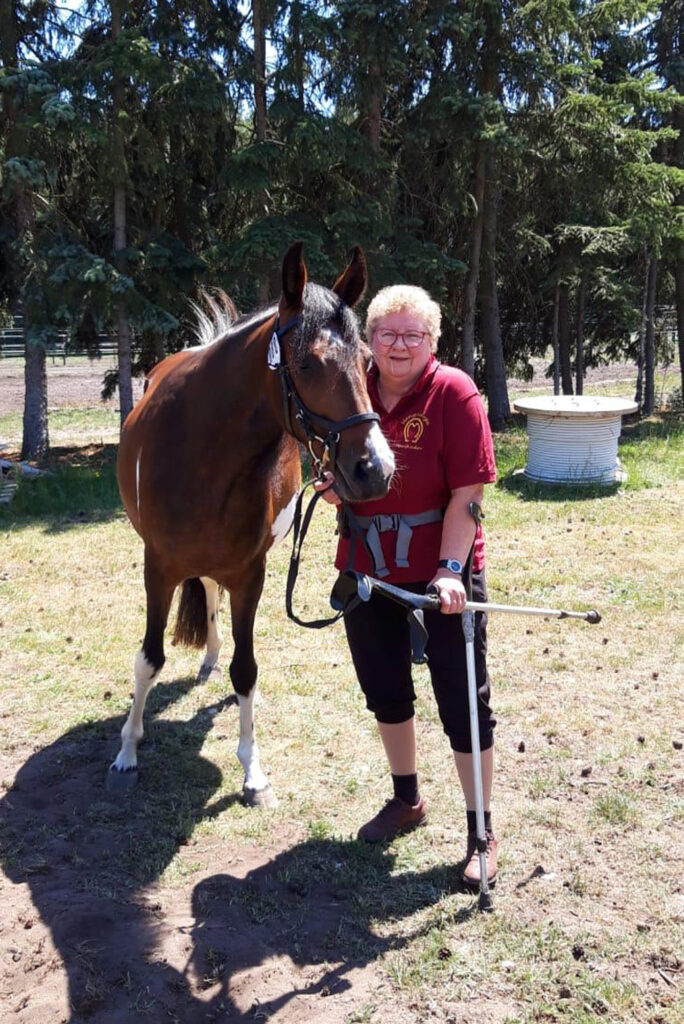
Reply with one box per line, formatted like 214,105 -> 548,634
2,0 -> 684,459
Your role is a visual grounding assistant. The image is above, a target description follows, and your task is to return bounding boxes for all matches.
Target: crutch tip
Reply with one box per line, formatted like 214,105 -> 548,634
478,890 -> 494,912
586,610 -> 601,624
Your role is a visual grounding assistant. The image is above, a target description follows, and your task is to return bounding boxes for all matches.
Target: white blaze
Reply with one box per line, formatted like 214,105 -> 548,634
367,422 -> 395,476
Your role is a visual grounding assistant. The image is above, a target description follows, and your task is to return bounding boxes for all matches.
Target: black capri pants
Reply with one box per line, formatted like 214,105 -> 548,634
343,570 -> 495,753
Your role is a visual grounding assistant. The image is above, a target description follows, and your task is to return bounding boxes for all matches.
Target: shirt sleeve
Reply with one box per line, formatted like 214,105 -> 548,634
442,381 -> 497,491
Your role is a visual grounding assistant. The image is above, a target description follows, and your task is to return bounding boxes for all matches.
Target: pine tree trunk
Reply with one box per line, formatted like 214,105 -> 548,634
112,0 -> 133,425
672,69 -> 684,401
552,283 -> 560,396
461,144 -> 485,379
462,3 -> 501,381
3,3 -> 49,457
114,184 -> 133,423
364,59 -> 382,153
675,257 -> 684,400
22,319 -> 49,460
558,283 -> 573,394
575,276 -> 586,396
479,153 -> 509,429
644,257 -> 658,415
290,1 -> 305,112
635,255 -> 649,410
252,0 -> 270,304
253,0 -> 267,143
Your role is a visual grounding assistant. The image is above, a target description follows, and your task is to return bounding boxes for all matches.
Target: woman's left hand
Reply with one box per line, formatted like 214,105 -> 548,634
428,573 -> 467,614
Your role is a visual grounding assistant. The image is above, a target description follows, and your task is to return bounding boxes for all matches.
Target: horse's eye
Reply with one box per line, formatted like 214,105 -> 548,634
299,361 -> 313,374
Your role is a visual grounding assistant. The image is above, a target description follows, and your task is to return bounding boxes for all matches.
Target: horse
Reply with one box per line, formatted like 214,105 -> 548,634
109,242 -> 395,806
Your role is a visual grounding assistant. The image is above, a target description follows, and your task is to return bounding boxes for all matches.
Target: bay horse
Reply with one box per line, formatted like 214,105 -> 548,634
110,243 -> 395,806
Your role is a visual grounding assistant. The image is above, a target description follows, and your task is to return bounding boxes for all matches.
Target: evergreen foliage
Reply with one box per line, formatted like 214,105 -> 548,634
1,1 -> 683,453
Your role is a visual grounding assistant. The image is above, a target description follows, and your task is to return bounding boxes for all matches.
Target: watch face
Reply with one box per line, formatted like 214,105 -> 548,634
442,559 -> 463,574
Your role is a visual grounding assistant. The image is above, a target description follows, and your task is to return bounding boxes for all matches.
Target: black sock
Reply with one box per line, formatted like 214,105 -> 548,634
467,810 -> 492,833
392,773 -> 420,806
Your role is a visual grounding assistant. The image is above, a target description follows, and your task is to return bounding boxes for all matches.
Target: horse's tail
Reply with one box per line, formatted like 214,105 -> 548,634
173,578 -> 208,649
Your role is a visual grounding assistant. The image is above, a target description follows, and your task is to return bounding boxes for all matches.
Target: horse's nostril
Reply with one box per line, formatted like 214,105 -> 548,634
353,457 -> 392,493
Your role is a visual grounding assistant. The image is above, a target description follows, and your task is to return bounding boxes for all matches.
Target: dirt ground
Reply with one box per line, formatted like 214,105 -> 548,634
0,358 -> 145,416
0,354 -> 665,417
0,728 -> 386,1024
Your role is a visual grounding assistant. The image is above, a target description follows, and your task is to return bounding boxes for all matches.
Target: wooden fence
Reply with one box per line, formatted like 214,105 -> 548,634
0,316 -> 117,363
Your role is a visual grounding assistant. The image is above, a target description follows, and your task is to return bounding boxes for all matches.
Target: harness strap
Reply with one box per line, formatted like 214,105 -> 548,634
352,508 -> 444,577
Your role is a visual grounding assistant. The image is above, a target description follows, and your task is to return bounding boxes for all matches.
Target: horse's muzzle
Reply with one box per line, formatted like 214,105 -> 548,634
332,421 -> 394,501
335,452 -> 394,502
350,453 -> 394,499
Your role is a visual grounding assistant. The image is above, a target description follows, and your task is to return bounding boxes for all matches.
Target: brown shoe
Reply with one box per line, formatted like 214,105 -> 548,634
357,796 -> 427,843
462,829 -> 498,887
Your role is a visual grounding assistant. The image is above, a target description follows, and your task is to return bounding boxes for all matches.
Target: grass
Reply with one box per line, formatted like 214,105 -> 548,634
0,404 -> 683,1023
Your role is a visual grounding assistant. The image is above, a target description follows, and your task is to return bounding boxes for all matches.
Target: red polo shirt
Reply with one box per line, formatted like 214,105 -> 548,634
335,356 -> 496,584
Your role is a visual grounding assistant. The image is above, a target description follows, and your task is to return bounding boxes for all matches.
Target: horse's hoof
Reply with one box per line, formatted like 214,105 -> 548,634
243,785 -> 278,809
106,766 -> 139,794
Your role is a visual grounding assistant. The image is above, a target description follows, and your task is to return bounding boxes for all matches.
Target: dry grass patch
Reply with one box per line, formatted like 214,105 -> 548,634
0,412 -> 682,1024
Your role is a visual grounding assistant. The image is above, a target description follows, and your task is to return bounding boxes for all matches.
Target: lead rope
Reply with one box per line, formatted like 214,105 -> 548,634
285,482 -> 339,628
285,484 -> 374,628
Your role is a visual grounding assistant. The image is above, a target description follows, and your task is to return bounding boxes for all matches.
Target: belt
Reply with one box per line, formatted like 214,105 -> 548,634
352,508 -> 444,578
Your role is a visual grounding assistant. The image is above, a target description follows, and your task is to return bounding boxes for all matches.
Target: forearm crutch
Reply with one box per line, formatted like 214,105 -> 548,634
329,507 -> 601,914
460,502 -> 492,911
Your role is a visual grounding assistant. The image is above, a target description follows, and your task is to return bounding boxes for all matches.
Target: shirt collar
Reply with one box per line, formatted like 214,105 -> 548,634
368,354 -> 440,410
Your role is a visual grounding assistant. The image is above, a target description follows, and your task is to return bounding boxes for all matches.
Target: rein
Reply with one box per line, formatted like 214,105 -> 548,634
268,314 -> 379,628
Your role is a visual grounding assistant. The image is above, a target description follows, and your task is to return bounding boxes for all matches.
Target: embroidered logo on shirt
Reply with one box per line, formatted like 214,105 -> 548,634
402,414 -> 429,446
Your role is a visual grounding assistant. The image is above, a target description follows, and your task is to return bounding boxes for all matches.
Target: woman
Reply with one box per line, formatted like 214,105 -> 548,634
315,285 -> 498,887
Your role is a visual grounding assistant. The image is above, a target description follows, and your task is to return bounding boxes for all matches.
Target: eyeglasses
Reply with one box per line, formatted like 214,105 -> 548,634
374,329 -> 429,348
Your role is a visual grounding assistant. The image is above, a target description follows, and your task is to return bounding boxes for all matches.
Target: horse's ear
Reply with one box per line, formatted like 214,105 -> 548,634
332,246 -> 368,308
281,241 -> 308,308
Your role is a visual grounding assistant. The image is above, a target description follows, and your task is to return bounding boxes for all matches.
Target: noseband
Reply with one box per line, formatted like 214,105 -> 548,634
268,315 -> 380,476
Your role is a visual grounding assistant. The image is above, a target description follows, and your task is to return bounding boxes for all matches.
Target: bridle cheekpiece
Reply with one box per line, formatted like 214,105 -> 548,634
268,314 -> 380,478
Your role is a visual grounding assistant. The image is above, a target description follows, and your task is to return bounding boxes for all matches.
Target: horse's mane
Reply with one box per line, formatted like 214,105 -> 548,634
188,289 -> 240,347
190,282 -> 362,368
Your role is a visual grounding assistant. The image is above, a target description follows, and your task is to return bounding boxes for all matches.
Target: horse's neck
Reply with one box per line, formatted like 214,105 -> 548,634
202,317 -> 284,437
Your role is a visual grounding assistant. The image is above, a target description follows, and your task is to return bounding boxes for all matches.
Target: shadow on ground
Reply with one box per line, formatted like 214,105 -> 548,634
0,680 -> 473,1023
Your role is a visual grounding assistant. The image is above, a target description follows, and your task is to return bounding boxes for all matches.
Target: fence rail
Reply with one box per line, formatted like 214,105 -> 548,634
0,317 -> 117,362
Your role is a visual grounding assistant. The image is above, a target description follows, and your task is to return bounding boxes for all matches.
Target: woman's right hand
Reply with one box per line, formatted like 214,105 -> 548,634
313,471 -> 342,505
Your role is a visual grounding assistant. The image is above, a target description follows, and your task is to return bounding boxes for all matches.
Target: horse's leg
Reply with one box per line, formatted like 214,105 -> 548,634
198,577 -> 223,682
107,551 -> 175,790
228,562 -> 276,808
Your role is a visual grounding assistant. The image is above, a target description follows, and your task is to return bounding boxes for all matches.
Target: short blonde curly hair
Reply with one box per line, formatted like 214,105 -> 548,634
365,285 -> 441,352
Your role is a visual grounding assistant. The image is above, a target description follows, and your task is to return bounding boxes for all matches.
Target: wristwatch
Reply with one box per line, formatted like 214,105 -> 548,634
438,558 -> 464,575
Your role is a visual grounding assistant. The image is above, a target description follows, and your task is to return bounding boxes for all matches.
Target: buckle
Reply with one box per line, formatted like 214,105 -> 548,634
373,514 -> 399,532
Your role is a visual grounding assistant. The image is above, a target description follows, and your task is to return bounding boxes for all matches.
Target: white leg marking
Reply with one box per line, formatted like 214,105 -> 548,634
368,422 -> 395,476
111,650 -> 160,772
199,577 -> 222,676
270,491 -> 298,547
237,690 -> 270,794
135,448 -> 142,516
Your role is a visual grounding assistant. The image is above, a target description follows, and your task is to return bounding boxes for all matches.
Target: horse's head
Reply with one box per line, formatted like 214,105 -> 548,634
274,242 -> 394,502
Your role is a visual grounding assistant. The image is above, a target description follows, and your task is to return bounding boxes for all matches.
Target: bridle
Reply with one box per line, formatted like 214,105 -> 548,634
268,314 -> 380,477
268,312 -> 382,629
